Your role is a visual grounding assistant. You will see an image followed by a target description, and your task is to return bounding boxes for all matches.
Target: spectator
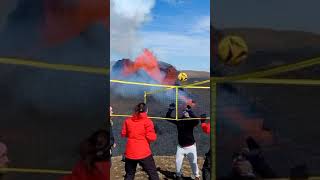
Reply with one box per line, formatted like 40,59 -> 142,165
231,148 -> 256,180
60,129 -> 110,180
246,137 -> 276,178
109,106 -> 115,159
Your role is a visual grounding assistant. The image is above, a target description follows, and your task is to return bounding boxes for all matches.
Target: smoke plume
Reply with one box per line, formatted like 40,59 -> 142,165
110,0 -> 155,58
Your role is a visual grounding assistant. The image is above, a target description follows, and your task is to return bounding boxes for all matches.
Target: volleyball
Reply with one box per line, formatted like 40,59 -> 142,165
218,36 -> 248,66
178,72 -> 188,82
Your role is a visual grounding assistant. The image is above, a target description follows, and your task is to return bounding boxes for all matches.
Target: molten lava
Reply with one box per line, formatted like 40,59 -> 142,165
122,49 -> 162,83
120,49 -> 178,85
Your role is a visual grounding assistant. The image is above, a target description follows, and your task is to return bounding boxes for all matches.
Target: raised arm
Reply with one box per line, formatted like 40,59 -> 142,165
165,103 -> 177,125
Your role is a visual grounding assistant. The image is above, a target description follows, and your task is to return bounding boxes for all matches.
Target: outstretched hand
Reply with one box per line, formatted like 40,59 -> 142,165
169,103 -> 175,110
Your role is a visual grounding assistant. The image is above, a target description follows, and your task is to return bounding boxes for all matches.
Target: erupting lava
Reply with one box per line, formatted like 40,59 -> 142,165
118,49 -> 178,85
122,49 -> 163,83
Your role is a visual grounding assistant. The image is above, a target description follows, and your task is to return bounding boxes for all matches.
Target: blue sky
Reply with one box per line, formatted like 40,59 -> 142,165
111,0 -> 210,72
213,0 -> 320,34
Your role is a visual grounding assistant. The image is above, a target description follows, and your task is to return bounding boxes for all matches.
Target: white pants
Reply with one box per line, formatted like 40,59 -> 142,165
176,144 -> 200,178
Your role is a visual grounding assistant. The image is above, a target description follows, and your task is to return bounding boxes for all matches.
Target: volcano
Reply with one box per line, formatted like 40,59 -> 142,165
111,49 -> 179,86
110,49 -> 199,113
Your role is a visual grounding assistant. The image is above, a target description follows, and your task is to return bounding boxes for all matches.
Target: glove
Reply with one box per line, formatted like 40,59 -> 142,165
169,103 -> 175,110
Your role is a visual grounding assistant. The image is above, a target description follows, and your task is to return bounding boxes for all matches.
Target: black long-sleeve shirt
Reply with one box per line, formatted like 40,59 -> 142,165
166,109 -> 199,147
110,127 -> 114,146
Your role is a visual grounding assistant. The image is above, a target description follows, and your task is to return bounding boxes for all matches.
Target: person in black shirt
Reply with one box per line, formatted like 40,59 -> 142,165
165,103 -> 200,180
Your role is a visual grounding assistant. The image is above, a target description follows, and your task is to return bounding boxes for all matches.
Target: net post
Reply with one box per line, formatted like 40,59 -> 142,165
210,82 -> 216,180
175,87 -> 178,120
144,91 -> 147,104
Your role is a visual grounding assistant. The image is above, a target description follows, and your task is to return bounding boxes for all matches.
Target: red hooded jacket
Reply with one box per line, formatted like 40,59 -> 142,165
60,160 -> 110,180
121,112 -> 157,160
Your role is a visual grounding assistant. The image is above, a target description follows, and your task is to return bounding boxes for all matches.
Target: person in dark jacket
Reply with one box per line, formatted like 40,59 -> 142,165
121,103 -> 159,180
165,103 -> 200,180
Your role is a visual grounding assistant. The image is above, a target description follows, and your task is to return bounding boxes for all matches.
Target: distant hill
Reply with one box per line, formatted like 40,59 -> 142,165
183,70 -> 210,79
213,28 -> 320,78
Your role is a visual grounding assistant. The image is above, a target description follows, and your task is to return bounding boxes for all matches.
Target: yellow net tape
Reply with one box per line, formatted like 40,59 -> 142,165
0,56 -> 318,83
0,168 -> 70,174
235,78 -> 320,86
111,114 -> 209,121
212,56 -> 320,83
0,57 -> 108,75
1,57 -> 320,177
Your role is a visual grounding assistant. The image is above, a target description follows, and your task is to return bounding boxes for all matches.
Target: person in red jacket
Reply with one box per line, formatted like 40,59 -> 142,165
200,114 -> 211,180
60,129 -> 110,180
121,103 -> 159,180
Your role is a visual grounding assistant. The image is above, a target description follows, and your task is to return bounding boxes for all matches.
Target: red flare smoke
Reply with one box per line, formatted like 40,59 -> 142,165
223,107 -> 273,144
42,0 -> 109,45
123,49 -> 163,83
180,95 -> 196,107
122,49 -> 178,85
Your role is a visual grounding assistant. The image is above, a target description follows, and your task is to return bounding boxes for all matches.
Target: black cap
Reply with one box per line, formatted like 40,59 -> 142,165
200,114 -> 207,118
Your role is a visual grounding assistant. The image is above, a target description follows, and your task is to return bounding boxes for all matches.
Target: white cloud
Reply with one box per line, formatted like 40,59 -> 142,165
191,16 -> 210,34
110,0 -> 155,58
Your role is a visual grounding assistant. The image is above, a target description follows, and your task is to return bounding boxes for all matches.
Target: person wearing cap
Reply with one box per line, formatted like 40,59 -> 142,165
121,103 -> 159,180
165,103 -> 200,180
0,142 -> 9,179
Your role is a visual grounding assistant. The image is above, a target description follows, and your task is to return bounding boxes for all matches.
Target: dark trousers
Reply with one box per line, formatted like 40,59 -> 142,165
202,149 -> 211,180
124,155 -> 159,180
